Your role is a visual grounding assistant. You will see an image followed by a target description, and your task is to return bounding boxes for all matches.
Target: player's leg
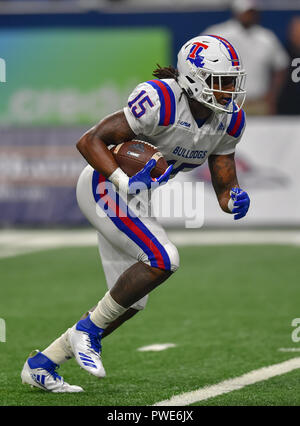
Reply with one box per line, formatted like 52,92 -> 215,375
68,268 -> 173,379
69,266 -> 172,378
21,222 -> 153,391
68,166 -> 179,377
22,166 -> 179,388
78,230 -> 149,338
96,229 -> 151,313
81,306 -> 139,339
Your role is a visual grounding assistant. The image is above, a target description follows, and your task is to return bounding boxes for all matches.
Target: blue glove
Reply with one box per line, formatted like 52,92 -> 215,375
229,187 -> 250,220
128,159 -> 173,194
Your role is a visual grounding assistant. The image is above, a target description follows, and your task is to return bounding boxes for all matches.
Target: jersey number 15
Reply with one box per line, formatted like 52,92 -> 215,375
128,90 -> 154,118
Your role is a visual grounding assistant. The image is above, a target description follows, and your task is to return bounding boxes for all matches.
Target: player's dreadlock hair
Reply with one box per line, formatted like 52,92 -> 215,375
152,64 -> 179,81
152,64 -> 188,102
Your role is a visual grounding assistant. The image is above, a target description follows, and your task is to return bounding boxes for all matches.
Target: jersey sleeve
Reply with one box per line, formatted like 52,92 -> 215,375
124,80 -> 176,136
211,108 -> 246,155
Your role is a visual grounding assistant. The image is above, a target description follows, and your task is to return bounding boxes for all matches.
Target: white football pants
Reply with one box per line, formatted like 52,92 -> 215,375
76,165 -> 179,310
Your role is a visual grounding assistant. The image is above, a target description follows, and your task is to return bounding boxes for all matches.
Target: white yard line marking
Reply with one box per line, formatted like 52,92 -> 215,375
153,357 -> 300,406
278,348 -> 300,352
0,230 -> 97,259
137,343 -> 177,352
168,230 -> 300,247
1,230 -> 300,259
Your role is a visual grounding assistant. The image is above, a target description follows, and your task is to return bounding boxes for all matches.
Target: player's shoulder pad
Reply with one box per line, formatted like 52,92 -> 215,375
226,105 -> 246,139
144,79 -> 177,127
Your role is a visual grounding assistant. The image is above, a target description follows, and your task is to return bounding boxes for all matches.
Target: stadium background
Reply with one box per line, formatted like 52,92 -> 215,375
1,0 -> 300,407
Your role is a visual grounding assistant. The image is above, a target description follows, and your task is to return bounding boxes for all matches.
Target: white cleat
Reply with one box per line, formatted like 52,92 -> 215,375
21,350 -> 84,393
68,315 -> 106,378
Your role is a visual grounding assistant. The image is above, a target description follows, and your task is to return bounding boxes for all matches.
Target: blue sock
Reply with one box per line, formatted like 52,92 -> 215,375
28,351 -> 58,371
76,314 -> 104,336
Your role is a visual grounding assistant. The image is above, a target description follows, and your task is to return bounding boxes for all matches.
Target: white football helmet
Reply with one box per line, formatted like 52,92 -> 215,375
177,35 -> 247,114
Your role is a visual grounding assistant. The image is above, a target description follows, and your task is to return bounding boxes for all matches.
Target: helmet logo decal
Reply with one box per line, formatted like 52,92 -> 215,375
187,42 -> 209,68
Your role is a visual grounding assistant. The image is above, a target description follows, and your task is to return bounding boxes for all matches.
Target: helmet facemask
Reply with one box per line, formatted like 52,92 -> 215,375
198,69 -> 247,114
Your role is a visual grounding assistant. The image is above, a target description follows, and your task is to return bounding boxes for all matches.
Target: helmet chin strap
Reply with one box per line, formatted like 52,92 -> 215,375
204,99 -> 235,114
192,89 -> 233,114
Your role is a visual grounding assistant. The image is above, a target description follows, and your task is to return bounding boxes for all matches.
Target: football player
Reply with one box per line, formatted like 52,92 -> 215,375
21,35 -> 250,392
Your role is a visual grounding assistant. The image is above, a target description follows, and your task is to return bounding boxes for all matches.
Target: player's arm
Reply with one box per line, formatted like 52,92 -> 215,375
76,111 -> 136,178
208,153 -> 238,213
208,153 -> 250,219
76,109 -> 172,193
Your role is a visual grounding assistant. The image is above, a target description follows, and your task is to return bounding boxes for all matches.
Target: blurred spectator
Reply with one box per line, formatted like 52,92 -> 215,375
202,0 -> 289,115
277,16 -> 300,115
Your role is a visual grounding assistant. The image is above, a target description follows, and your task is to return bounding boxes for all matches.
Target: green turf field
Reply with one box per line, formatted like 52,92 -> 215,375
1,244 -> 300,406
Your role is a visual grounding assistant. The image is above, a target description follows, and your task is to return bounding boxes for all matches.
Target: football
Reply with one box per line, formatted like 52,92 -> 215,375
110,140 -> 168,178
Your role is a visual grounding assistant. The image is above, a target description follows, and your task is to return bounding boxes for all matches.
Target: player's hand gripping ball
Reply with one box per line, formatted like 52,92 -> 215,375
128,158 -> 173,194
229,187 -> 250,220
110,140 -> 173,194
